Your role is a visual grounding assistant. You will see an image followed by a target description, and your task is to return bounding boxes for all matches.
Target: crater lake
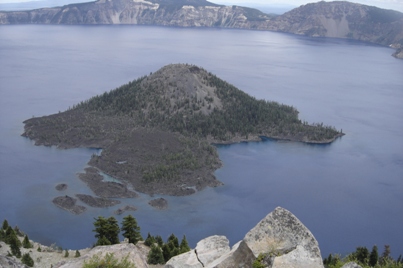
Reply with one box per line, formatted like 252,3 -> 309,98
0,25 -> 402,258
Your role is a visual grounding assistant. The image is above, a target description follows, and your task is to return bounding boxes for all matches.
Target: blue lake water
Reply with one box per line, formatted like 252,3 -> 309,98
0,25 -> 402,258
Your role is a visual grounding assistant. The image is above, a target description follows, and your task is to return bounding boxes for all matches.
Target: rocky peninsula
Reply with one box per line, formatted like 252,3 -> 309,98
22,64 -> 343,210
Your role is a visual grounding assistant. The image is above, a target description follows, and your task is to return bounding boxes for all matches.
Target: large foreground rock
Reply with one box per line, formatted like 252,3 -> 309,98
244,207 -> 324,268
167,207 -> 323,268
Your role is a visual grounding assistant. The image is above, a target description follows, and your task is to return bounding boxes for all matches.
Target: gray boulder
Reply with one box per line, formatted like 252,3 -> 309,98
207,240 -> 255,268
341,262 -> 363,268
243,207 -> 324,268
166,235 -> 230,268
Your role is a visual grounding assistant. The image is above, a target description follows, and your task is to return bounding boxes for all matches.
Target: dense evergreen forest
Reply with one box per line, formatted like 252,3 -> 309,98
72,64 -> 341,142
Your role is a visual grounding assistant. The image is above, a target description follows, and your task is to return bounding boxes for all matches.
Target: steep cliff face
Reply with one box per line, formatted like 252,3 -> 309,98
1,0 -> 402,55
267,1 -> 403,48
0,0 -> 272,27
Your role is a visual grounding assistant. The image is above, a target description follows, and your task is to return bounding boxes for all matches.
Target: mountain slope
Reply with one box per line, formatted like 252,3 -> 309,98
267,1 -> 403,50
22,64 -> 342,197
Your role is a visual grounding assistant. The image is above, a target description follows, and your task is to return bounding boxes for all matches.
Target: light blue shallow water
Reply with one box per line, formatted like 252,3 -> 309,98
0,25 -> 402,257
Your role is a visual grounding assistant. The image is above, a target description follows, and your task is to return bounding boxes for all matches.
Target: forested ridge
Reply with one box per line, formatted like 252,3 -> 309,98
22,64 -> 343,196
72,64 -> 341,142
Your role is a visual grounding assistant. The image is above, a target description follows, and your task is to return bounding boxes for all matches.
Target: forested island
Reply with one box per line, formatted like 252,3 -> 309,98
22,64 -> 343,199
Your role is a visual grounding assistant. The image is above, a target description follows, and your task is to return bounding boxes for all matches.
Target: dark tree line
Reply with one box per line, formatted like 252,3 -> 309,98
91,215 -> 190,265
324,245 -> 403,268
93,214 -> 142,246
144,232 -> 191,265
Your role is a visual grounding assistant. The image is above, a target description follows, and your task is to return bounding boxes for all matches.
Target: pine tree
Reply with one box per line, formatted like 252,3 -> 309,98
9,235 -> 21,258
93,216 -> 120,245
147,244 -> 165,265
21,253 -> 34,267
155,235 -> 164,248
96,236 -> 112,246
75,250 -> 81,258
0,229 -> 4,241
380,245 -> 391,265
144,233 -> 156,247
106,217 -> 120,244
5,226 -> 21,247
64,249 -> 69,257
162,243 -> 171,263
121,215 -> 143,245
167,233 -> 179,248
180,235 -> 191,253
22,235 -> 32,248
355,246 -> 369,265
1,219 -> 9,230
369,245 -> 379,267
325,254 -> 333,266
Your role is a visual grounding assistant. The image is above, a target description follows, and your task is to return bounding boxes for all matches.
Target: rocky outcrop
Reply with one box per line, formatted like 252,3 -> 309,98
55,242 -> 149,268
392,48 -> 403,59
243,207 -> 323,268
166,207 -> 324,268
0,255 -> 28,268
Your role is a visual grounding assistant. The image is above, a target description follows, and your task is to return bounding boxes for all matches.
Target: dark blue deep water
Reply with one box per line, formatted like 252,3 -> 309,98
0,25 -> 402,258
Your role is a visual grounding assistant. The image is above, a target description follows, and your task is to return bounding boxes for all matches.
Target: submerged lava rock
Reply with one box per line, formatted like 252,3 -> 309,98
52,195 -> 86,215
148,198 -> 168,210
